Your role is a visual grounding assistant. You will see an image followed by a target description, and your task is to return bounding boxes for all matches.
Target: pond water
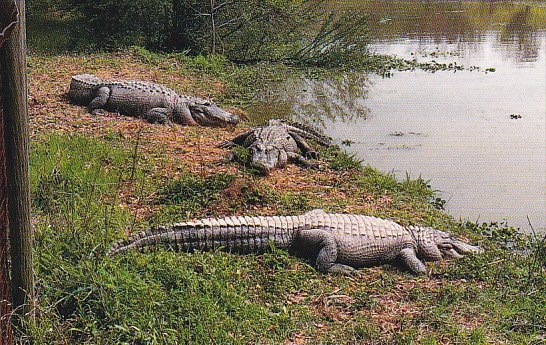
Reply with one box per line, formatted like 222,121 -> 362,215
250,1 -> 546,231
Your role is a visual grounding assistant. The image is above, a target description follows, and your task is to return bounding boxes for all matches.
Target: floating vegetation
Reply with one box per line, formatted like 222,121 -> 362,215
359,54 -> 483,78
388,131 -> 424,137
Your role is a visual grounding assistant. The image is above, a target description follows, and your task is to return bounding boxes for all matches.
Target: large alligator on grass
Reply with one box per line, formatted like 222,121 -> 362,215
218,119 -> 332,174
68,74 -> 240,127
107,210 -> 482,275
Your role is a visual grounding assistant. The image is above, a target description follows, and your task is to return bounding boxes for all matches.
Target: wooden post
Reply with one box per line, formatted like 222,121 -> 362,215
0,1 -> 18,343
0,77 -> 13,344
0,0 -> 34,327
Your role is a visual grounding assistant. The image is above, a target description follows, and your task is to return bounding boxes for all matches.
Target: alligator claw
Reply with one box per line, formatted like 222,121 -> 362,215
306,150 -> 319,159
90,109 -> 105,116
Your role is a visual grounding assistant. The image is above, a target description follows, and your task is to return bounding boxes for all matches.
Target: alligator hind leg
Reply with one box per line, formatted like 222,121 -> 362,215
144,108 -> 172,125
88,86 -> 110,115
290,133 -> 318,159
299,229 -> 355,275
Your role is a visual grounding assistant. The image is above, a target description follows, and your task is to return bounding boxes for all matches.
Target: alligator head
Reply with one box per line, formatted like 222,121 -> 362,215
189,103 -> 240,127
248,143 -> 287,175
412,227 -> 483,261
433,229 -> 483,259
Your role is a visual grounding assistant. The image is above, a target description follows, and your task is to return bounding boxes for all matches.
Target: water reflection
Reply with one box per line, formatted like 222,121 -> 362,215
350,0 -> 546,62
500,6 -> 542,62
255,73 -> 370,125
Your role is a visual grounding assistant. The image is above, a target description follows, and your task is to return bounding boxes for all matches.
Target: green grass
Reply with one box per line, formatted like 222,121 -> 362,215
154,172 -> 236,218
21,6 -> 546,341
19,133 -> 546,344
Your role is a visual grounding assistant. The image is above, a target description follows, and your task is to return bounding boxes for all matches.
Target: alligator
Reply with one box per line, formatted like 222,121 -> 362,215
107,210 -> 482,275
218,119 -> 332,174
68,74 -> 240,127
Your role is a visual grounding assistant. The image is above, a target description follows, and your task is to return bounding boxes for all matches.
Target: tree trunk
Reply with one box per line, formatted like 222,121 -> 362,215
0,73 -> 13,344
0,1 -> 18,343
0,0 -> 34,328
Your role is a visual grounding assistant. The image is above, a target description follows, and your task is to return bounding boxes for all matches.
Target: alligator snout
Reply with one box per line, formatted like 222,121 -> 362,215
190,104 -> 240,127
438,239 -> 483,258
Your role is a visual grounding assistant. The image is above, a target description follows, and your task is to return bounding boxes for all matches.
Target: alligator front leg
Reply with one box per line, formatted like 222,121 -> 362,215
299,229 -> 355,275
144,108 -> 173,125
217,130 -> 254,148
88,86 -> 110,115
288,152 -> 319,169
399,247 -> 427,275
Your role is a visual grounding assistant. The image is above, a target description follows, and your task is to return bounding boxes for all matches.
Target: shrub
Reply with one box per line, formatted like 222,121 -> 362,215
30,0 -> 369,64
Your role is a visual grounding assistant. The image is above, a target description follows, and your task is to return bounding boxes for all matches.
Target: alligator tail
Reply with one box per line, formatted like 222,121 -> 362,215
279,120 -> 333,146
107,216 -> 299,257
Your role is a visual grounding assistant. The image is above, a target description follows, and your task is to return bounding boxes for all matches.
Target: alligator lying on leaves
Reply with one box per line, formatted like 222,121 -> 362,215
68,74 -> 240,127
218,119 -> 332,174
107,209 -> 482,275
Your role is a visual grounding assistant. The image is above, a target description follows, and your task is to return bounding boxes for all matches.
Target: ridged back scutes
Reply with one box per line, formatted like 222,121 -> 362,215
106,80 -> 178,97
302,213 -> 410,240
71,74 -> 181,97
252,124 -> 294,146
406,225 -> 435,245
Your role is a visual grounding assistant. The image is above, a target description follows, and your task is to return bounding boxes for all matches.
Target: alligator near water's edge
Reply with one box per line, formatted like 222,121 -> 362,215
218,119 -> 332,174
68,74 -> 240,127
107,210 -> 482,275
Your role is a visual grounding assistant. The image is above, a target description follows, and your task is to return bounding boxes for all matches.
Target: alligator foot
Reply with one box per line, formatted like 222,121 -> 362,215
145,108 -> 173,126
325,264 -> 356,275
305,150 -> 319,159
90,109 -> 106,116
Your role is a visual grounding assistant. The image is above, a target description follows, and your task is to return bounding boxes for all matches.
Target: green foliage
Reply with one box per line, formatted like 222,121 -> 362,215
329,153 -> 362,171
322,146 -> 364,172
275,193 -> 313,215
357,166 -> 400,194
230,145 -> 253,167
28,0 -> 369,65
29,135 -> 137,267
290,10 -> 370,66
64,0 -> 174,50
158,172 -> 234,206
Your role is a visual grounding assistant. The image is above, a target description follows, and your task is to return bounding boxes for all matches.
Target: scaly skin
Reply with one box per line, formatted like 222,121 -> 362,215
107,210 -> 482,275
218,119 -> 332,174
68,74 -> 240,127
